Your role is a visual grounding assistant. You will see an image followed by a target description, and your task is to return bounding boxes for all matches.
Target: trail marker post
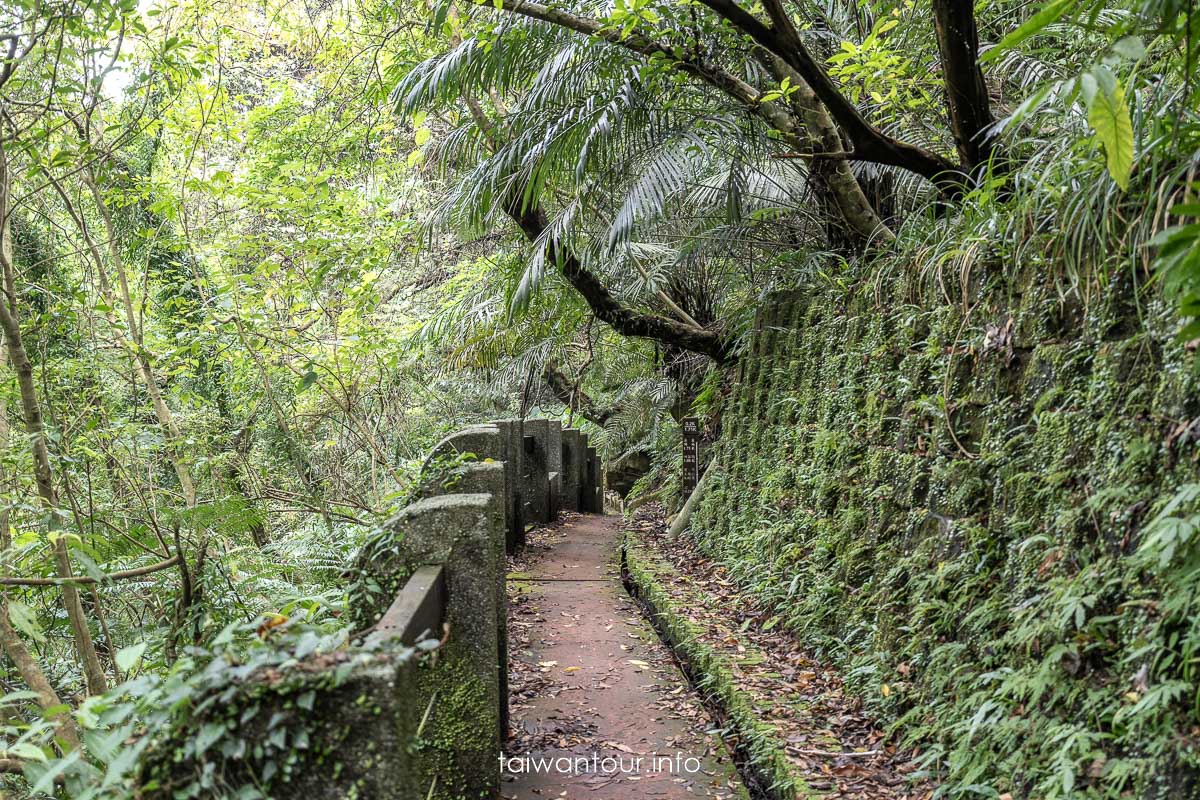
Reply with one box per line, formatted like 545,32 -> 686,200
681,417 -> 700,496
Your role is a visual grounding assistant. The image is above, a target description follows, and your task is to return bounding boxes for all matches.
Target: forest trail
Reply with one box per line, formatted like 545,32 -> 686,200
504,514 -> 746,799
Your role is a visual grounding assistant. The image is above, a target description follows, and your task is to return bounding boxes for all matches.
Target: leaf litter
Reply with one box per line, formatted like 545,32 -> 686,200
625,504 -> 935,799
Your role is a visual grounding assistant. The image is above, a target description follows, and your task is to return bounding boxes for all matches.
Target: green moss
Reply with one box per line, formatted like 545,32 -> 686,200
686,281 -> 1200,800
411,651 -> 496,800
623,532 -> 812,800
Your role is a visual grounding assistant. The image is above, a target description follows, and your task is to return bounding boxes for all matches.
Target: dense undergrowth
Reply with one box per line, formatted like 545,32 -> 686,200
684,221 -> 1200,797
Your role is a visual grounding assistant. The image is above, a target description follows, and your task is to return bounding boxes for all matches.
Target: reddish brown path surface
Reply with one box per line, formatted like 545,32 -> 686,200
504,513 -> 746,800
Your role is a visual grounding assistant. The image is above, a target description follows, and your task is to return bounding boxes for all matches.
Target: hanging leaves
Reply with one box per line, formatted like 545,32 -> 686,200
1082,68 -> 1134,190
7,601 -> 46,644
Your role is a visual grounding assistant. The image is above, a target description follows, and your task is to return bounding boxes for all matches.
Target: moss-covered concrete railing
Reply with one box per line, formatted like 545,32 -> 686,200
136,419 -> 602,800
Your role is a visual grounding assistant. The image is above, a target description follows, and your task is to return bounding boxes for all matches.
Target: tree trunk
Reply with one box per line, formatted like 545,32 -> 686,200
0,336 -> 81,750
931,0 -> 997,176
230,415 -> 269,547
83,174 -> 198,508
0,598 -> 81,750
668,459 -> 717,539
758,53 -> 893,245
0,142 -> 108,696
543,361 -> 612,425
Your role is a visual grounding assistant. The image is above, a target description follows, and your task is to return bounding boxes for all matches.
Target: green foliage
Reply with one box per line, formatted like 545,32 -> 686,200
1151,196 -> 1200,351
981,0 -> 1077,59
0,619 -> 357,797
827,15 -> 935,110
1083,71 -> 1135,190
689,267 -> 1200,798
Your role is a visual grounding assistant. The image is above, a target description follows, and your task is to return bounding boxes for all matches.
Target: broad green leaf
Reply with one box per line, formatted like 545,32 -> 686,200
0,690 -> 43,707
27,754 -> 76,796
1111,35 -> 1146,61
115,642 -> 147,673
1148,222 -> 1200,247
72,550 -> 108,583
4,743 -> 47,762
297,370 -> 319,393
7,600 -> 45,644
1087,79 -> 1134,190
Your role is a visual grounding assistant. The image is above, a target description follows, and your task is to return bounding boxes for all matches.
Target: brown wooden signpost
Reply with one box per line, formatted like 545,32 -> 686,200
681,416 -> 700,496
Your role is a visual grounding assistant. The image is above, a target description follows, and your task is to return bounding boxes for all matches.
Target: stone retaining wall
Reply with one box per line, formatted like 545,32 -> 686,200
690,274 -> 1200,797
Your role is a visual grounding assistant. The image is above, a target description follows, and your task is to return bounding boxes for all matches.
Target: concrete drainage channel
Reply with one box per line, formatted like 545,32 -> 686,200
620,537 -> 780,800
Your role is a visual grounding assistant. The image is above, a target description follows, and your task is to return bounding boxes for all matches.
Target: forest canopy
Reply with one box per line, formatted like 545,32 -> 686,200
0,0 -> 1198,794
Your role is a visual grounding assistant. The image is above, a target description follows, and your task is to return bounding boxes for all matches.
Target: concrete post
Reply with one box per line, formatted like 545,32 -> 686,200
489,419 -> 525,551
545,421 -> 562,519
224,491 -> 510,800
584,445 -> 600,512
429,422 -> 524,552
548,471 -> 561,520
560,429 -> 586,511
522,419 -> 561,524
367,494 -> 504,794
417,463 -> 510,740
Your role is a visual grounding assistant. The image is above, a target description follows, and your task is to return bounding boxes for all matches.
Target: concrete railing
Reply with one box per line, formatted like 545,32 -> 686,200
425,418 -> 604,549
139,419 -> 602,800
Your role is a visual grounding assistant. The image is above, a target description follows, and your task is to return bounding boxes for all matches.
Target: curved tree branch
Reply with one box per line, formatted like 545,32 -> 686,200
0,555 -> 182,587
543,360 -> 612,425
447,9 -> 735,363
755,52 -> 894,243
696,0 -> 963,192
504,194 -> 732,363
491,0 -> 891,243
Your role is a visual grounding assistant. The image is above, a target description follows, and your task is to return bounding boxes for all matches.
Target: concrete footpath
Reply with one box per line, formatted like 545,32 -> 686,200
504,514 -> 745,799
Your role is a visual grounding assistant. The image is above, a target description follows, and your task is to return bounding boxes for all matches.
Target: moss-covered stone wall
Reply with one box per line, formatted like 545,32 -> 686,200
692,265 -> 1200,798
